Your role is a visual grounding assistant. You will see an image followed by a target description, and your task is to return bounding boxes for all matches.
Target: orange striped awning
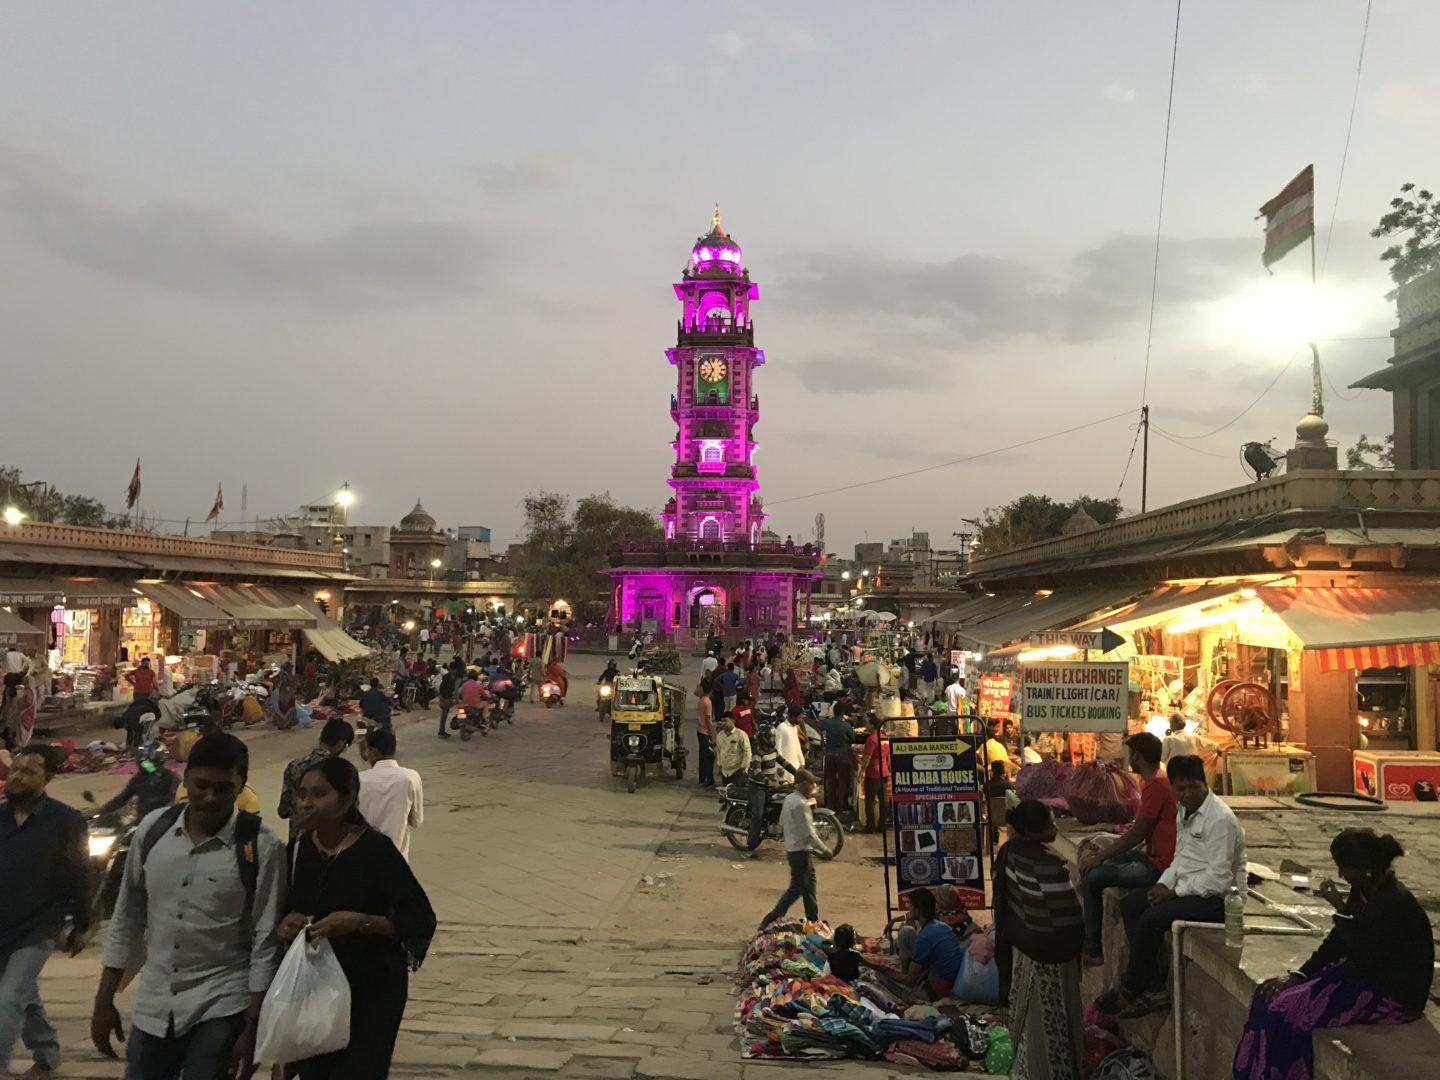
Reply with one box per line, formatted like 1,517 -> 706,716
1315,640 -> 1440,673
1262,586 -> 1440,672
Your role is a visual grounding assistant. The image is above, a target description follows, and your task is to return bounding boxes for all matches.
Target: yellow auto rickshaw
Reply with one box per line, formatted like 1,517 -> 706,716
609,673 -> 687,792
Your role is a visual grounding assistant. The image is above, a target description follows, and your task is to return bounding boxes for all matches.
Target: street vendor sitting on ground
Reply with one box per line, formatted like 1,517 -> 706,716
866,887 -> 965,1002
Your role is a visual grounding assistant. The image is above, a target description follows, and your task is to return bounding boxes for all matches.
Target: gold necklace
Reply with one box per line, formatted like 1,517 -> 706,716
312,826 -> 362,858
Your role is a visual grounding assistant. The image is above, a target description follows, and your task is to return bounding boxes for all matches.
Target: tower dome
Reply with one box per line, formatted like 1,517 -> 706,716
399,498 -> 436,532
689,204 -> 743,276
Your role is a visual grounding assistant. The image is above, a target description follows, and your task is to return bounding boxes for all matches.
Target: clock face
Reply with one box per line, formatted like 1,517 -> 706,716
699,357 -> 727,383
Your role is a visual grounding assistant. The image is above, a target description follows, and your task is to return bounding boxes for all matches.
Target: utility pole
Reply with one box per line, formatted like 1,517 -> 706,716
1140,405 -> 1150,513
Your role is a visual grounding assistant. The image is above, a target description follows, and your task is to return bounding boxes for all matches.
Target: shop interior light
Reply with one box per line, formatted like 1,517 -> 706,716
1166,600 -> 1266,635
1019,645 -> 1080,662
1239,587 -> 1258,598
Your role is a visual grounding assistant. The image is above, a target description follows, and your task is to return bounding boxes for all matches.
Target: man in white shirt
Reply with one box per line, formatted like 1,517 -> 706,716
700,654 -> 720,678
357,728 -> 424,861
1160,713 -> 1219,764
758,770 -> 833,928
1102,753 -> 1245,1018
774,706 -> 807,775
944,676 -> 967,715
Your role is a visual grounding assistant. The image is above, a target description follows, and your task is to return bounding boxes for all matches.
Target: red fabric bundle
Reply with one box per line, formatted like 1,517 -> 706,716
1015,759 -> 1071,801
1062,761 -> 1140,824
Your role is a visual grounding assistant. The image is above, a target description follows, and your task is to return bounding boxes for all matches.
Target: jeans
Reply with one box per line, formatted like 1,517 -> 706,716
125,1013 -> 246,1080
697,733 -> 715,785
0,940 -> 60,1073
1119,890 -> 1224,994
437,695 -> 452,734
761,850 -> 818,928
1081,848 -> 1160,955
863,776 -> 888,829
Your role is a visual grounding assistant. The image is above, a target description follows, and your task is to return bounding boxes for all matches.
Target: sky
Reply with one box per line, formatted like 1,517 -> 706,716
2,0 -> 1436,555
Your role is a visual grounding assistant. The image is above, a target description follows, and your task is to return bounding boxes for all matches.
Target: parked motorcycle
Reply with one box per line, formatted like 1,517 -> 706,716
719,773 -> 844,857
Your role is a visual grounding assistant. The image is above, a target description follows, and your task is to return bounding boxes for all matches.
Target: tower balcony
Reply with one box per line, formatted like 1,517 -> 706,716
676,320 -> 755,347
670,463 -> 757,480
605,538 -> 822,572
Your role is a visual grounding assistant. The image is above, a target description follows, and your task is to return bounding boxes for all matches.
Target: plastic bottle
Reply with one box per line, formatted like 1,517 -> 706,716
1225,884 -> 1246,949
985,1026 -> 1013,1074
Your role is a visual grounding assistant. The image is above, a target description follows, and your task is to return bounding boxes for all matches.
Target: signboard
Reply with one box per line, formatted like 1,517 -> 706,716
1021,661 -> 1128,733
1354,754 -> 1440,802
889,736 -> 985,911
975,673 -> 1013,721
949,650 -> 967,679
1028,628 -> 1125,653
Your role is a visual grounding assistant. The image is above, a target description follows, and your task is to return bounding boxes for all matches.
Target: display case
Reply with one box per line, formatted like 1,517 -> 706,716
1222,749 -> 1316,796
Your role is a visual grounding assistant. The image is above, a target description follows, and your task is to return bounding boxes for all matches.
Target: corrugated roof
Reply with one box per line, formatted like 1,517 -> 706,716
950,585 -> 1145,649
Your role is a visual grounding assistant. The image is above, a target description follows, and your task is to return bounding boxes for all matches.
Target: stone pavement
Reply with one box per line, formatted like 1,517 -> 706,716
23,652 -> 960,1078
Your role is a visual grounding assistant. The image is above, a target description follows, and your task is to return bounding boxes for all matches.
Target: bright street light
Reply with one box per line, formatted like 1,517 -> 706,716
841,571 -> 851,580
2,506 -> 24,526
430,558 -> 442,569
335,483 -> 355,508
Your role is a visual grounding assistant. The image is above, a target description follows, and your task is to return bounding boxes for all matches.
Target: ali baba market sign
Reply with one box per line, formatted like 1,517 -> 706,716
1020,660 -> 1128,733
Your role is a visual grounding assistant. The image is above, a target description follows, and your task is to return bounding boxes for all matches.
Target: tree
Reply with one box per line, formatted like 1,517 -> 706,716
977,494 -> 1123,555
513,491 -> 661,618
0,465 -> 128,526
1345,433 -> 1395,470
1372,182 -> 1440,295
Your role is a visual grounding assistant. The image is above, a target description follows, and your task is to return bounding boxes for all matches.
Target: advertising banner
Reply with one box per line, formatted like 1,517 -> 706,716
975,673 -> 1013,721
889,736 -> 985,911
1021,661 -> 1128,733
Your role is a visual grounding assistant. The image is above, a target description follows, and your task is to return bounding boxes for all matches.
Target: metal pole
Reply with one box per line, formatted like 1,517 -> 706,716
1141,405 -> 1150,513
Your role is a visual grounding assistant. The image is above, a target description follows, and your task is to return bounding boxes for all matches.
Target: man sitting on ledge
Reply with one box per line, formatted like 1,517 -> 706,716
1096,753 -> 1245,1019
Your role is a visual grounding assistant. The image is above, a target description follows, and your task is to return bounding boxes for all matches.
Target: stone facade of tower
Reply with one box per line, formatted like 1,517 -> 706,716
604,211 -> 821,641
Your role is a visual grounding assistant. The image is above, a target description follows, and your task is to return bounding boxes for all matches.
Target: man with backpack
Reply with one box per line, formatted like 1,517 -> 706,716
91,732 -> 286,1079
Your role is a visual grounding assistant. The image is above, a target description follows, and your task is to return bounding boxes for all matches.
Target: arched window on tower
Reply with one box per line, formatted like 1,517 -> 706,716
699,441 -> 723,464
750,522 -> 760,546
700,516 -> 721,542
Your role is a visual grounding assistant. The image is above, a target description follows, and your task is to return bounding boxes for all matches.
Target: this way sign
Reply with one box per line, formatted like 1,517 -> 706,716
1029,628 -> 1125,653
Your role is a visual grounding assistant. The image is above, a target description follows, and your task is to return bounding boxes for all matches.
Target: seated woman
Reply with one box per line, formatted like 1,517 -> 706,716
1233,829 -> 1434,1080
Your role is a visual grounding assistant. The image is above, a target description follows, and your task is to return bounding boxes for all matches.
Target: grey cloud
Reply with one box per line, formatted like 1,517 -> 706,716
0,146 -> 504,307
787,349 -> 935,395
477,158 -> 564,196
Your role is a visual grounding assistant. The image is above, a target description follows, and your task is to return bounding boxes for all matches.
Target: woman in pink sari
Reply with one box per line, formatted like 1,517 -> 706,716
1233,829 -> 1432,1080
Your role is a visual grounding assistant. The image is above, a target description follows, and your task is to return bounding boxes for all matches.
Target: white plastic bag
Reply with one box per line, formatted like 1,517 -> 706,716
255,932 -> 352,1065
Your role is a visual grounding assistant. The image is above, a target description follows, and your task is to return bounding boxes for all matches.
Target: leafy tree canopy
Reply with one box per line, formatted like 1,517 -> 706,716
514,491 -> 660,619
976,494 -> 1123,555
1372,182 -> 1440,295
1344,433 -> 1395,470
0,465 -> 128,527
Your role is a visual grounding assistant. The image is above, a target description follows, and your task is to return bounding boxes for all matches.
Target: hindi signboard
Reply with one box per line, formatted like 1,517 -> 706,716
975,673 -> 1013,721
1020,660 -> 1128,733
889,736 -> 985,911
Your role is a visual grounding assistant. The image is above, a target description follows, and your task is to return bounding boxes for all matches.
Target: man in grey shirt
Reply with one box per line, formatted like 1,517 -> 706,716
91,732 -> 285,1079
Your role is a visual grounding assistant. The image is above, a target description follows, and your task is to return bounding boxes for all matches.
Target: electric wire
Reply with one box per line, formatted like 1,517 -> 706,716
1319,0 -> 1374,280
767,410 -> 1136,506
1114,413 -> 1145,502
1139,0 -> 1184,409
1151,346 -> 1303,440
1150,428 -> 1235,459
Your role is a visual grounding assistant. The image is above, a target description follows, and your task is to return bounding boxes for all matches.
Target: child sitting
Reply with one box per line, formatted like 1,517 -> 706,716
826,923 -> 862,983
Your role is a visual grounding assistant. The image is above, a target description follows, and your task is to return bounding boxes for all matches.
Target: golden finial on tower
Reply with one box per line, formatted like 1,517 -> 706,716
712,203 -> 722,232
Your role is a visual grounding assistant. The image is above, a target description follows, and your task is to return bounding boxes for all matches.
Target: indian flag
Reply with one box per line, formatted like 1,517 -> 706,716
1258,164 -> 1315,268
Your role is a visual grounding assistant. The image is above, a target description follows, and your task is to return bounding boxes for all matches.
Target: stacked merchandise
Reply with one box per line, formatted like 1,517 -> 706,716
734,920 -> 1009,1072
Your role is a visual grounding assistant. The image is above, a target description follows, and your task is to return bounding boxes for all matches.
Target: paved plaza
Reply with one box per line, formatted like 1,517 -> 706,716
23,653 -> 926,1079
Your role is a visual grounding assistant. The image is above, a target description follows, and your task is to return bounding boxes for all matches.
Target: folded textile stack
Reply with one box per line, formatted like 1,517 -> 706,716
736,921 -> 975,1066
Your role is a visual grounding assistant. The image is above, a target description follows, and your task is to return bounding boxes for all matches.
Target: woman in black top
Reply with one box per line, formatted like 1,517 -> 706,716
279,756 -> 436,1080
1233,829 -> 1433,1080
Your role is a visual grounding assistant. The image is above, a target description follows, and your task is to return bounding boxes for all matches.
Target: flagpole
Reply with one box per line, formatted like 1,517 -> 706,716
1308,229 -> 1323,419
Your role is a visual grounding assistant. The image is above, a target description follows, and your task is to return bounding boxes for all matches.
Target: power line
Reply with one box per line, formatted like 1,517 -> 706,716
1319,0 -> 1373,280
1114,413 -> 1145,502
1318,355 -> 1364,403
1139,0 -> 1184,408
1153,346 -> 1303,440
767,410 -> 1136,506
1151,427 -> 1235,459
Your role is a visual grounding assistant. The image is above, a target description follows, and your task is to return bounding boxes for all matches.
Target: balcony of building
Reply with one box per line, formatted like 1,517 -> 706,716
605,538 -> 821,572
675,319 -> 755,346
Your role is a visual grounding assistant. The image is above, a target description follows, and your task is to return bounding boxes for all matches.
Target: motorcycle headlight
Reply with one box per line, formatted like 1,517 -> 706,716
89,833 -> 117,858
599,685 -> 612,698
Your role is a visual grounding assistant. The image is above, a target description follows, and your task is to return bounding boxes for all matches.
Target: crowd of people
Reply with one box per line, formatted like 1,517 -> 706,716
2,723 -> 434,1078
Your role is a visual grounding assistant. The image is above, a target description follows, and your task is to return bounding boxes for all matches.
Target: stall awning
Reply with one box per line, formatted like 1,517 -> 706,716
0,606 -> 44,640
951,585 -> 1144,649
192,585 -> 316,629
133,582 -> 234,628
1072,582 -> 1262,632
1262,586 -> 1440,673
294,598 -> 371,662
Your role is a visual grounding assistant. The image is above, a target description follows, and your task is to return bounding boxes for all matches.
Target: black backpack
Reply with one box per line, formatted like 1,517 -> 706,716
139,804 -> 263,926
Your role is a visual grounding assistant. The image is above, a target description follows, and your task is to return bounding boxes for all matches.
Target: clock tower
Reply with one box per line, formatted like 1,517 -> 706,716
604,209 -> 821,641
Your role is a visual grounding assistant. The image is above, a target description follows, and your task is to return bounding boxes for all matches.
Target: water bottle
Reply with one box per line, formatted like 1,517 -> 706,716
985,1026 -> 1013,1074
1225,884 -> 1245,949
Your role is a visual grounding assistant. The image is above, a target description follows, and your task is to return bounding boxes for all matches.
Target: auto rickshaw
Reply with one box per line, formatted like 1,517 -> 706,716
609,673 -> 687,792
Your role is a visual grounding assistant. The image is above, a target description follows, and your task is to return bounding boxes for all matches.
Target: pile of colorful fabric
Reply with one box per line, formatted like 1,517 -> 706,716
734,920 -> 1003,1070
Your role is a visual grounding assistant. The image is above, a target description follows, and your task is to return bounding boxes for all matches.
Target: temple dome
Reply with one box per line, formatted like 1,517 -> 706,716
690,205 -> 743,274
399,498 -> 437,532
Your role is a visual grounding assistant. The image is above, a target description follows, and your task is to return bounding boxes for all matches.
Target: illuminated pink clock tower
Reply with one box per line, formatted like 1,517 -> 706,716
604,208 -> 821,641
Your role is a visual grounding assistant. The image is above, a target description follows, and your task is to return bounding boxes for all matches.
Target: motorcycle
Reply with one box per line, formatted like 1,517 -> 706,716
596,682 -> 613,720
82,791 -> 137,922
539,679 -> 565,708
719,773 -> 844,857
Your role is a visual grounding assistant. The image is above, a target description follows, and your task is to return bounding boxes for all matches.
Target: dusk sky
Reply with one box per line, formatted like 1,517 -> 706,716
3,1 -> 1436,554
